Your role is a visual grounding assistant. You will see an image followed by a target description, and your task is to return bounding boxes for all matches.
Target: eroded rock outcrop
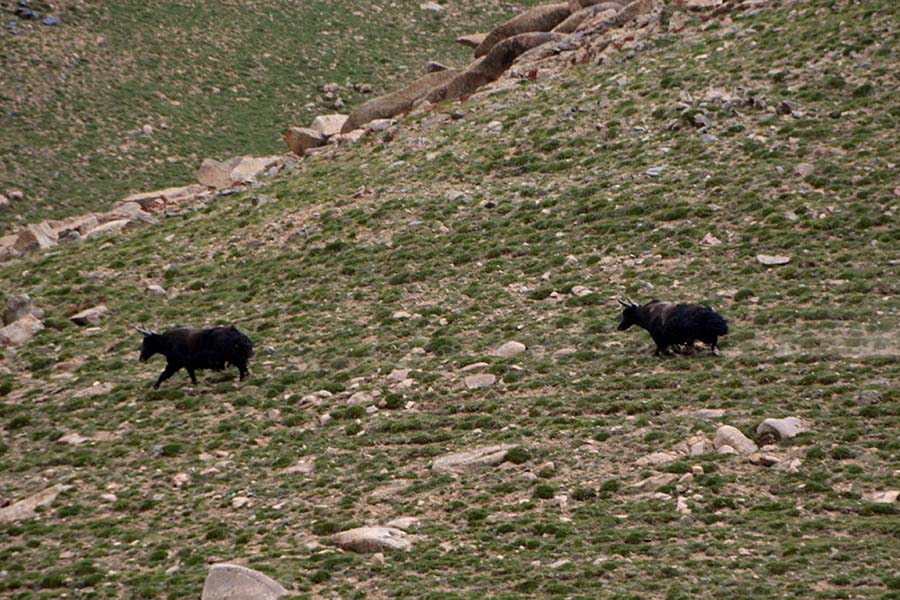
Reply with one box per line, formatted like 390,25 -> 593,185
474,3 -> 571,57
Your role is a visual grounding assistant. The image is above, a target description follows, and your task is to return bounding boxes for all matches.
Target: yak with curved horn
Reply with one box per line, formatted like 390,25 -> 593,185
615,297 -> 729,357
136,325 -> 253,388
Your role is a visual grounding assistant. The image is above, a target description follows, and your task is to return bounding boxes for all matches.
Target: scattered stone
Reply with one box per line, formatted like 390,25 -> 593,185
771,458 -> 802,473
285,127 -> 327,156
755,417 -> 806,443
388,368 -> 411,382
570,285 -> 594,297
6,190 -> 25,202
84,219 -> 130,239
682,0 -> 724,9
794,163 -> 815,179
865,490 -> 899,504
370,481 -> 413,501
432,445 -> 515,473
630,473 -> 678,492
231,496 -> 252,509
717,444 -> 737,455
701,233 -> 722,247
58,432 -> 89,446
494,341 -> 526,358
646,166 -> 664,177
549,559 -> 571,570
0,485 -> 72,525
366,118 -> 395,132
714,426 -> 758,455
553,348 -> 577,358
282,458 -> 315,475
230,156 -> 283,184
0,314 -> 44,347
197,157 -> 242,189
464,373 -> 496,389
676,496 -> 691,515
310,114 -> 349,137
145,285 -> 168,298
474,3 -> 570,57
748,453 -> 781,467
173,472 -> 191,488
691,465 -> 704,475
419,1 -> 444,11
348,391 -> 375,406
857,390 -> 882,406
636,451 -> 679,467
756,254 -> 791,266
460,362 -> 490,373
201,564 -> 287,600
333,526 -> 414,553
385,517 -> 420,531
69,305 -> 109,326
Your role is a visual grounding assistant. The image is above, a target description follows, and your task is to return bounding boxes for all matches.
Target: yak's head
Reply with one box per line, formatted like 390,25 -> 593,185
136,326 -> 160,362
616,297 -> 640,331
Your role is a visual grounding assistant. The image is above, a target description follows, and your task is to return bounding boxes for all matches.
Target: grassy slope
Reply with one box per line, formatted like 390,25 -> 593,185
1,0 -> 899,598
0,0 -> 535,230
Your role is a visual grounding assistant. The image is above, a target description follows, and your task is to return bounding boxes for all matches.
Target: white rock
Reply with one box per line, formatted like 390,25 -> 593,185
333,526 -> 413,553
173,472 -> 191,488
865,490 -> 899,504
231,496 -> 252,509
630,473 -> 678,492
282,458 -> 315,475
756,417 -> 806,442
366,119 -> 395,132
285,127 -> 327,156
460,362 -> 490,372
702,233 -> 722,246
419,1 -> 444,10
201,564 -> 286,600
570,286 -> 594,297
58,432 -> 89,446
146,285 -> 168,298
714,425 -> 758,455
717,444 -> 737,455
13,222 -> 58,254
676,496 -> 691,515
388,368 -> 411,382
432,445 -> 515,473
385,517 -> 420,531
69,305 -> 109,326
494,341 -> 526,358
310,114 -> 348,137
230,156 -> 282,184
348,391 -> 375,406
757,254 -> 791,266
464,373 -> 496,389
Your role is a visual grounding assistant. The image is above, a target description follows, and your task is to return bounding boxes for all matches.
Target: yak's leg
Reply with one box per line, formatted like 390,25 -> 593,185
154,364 -> 181,389
708,336 -> 720,356
185,367 -> 198,384
237,362 -> 249,381
651,334 -> 671,357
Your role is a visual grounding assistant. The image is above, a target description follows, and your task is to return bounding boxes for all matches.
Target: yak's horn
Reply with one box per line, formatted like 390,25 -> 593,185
616,296 -> 630,307
135,325 -> 155,336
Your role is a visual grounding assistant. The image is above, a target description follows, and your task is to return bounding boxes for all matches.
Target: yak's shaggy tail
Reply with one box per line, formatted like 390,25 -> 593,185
696,308 -> 729,337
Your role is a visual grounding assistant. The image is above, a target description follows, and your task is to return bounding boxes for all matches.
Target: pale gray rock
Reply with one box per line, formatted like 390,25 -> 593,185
333,526 -> 413,553
432,445 -> 515,473
0,485 -> 72,524
310,114 -> 348,137
13,222 -> 58,254
464,373 -> 496,389
630,473 -> 678,492
756,417 -> 806,442
348,391 -> 375,406
230,156 -> 283,184
460,362 -> 490,372
201,563 -> 287,600
636,451 -> 679,467
494,341 -> 526,357
865,490 -> 899,504
794,163 -> 815,178
0,314 -> 44,347
85,219 -> 130,239
385,517 -> 420,531
748,453 -> 781,467
145,285 -> 168,298
757,254 -> 791,266
714,425 -> 758,454
69,305 -> 109,326
282,458 -> 315,475
58,432 -> 90,446
197,157 -> 242,189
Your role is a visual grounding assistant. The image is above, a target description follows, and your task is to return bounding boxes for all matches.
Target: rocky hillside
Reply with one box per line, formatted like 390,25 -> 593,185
1,0 -> 898,598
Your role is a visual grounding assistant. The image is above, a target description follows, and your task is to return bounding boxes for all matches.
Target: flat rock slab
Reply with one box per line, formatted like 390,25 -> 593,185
756,417 -> 806,442
69,305 -> 109,326
0,484 -> 72,524
757,254 -> 791,266
310,114 -> 349,137
464,373 -> 496,389
635,451 -> 679,467
333,526 -> 413,553
201,563 -> 287,600
432,445 -> 515,473
494,341 -> 526,358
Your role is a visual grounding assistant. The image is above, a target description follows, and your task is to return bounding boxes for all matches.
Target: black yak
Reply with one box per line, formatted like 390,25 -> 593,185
137,325 -> 253,388
616,297 -> 729,356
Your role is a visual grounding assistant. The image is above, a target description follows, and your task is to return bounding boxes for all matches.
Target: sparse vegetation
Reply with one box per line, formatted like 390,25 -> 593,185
1,0 -> 898,598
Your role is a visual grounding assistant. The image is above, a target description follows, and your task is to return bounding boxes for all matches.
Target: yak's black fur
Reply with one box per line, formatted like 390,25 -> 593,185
617,300 -> 729,357
138,326 -> 253,388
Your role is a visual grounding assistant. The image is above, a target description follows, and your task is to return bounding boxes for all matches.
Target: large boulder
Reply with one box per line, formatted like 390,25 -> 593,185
0,314 -> 44,347
201,564 -> 287,600
12,222 -> 58,254
554,3 -> 622,33
230,156 -> 283,184
341,69 -> 461,133
197,157 -> 244,189
714,425 -> 758,455
69,305 -> 109,326
285,127 -> 327,156
575,0 -> 656,34
333,526 -> 414,553
474,3 -> 571,57
0,485 -> 72,524
309,114 -> 348,137
3,294 -> 36,325
427,33 -> 565,104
